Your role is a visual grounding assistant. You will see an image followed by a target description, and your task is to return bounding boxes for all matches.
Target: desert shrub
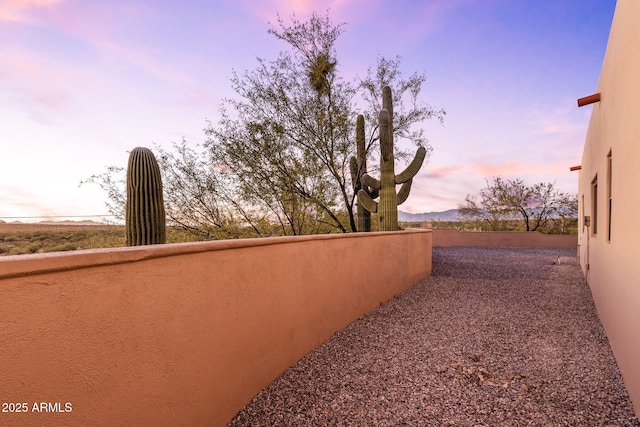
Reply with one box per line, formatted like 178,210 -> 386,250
44,243 -> 78,253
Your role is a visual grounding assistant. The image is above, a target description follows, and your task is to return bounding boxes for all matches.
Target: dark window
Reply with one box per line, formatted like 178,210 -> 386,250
607,151 -> 612,242
581,194 -> 585,232
592,176 -> 598,236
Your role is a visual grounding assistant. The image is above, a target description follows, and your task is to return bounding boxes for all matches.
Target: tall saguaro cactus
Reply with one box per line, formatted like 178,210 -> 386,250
350,114 -> 378,232
126,147 -> 166,246
357,86 -> 427,231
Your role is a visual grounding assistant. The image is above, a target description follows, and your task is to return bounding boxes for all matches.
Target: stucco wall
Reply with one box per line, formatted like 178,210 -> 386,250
0,230 -> 431,426
432,228 -> 577,249
577,0 -> 640,417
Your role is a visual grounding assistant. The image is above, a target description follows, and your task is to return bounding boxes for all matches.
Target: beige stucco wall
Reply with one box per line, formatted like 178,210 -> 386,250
577,0 -> 640,417
0,230 -> 431,426
432,228 -> 577,248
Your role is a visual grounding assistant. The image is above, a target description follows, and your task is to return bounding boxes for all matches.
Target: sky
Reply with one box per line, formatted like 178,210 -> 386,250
0,0 -> 617,221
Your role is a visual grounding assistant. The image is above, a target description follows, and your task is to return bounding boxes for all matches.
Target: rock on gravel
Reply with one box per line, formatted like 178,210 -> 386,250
228,247 -> 640,426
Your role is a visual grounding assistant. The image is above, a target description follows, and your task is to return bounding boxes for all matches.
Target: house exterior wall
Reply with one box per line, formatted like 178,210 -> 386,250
0,230 -> 432,426
577,0 -> 640,417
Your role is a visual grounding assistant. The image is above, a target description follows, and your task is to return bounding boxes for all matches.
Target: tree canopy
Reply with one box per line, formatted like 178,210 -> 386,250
459,177 -> 578,233
205,11 -> 444,234
84,11 -> 444,238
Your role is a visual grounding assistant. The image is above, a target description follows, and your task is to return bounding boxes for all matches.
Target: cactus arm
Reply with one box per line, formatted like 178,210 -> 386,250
395,146 -> 427,184
377,107 -> 400,231
382,86 -> 393,141
354,114 -> 374,232
397,178 -> 413,205
357,189 -> 378,213
369,188 -> 379,199
356,115 -> 366,167
350,156 -> 358,189
362,173 -> 381,190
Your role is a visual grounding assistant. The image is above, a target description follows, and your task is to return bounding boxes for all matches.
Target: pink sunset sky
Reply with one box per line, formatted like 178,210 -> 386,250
0,0 -> 616,221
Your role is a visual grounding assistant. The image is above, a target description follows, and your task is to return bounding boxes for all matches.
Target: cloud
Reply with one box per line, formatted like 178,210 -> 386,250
3,1 -> 191,86
234,0 -> 468,39
0,54 -> 69,125
0,177 -> 112,219
407,157 -> 579,212
0,52 -> 78,126
231,0 -> 330,23
421,164 -> 465,179
0,186 -> 51,217
532,107 -> 584,136
472,161 -> 546,178
420,160 -> 557,181
1,2 -> 223,127
346,0 -> 472,48
397,0 -> 473,42
417,158 -> 577,196
526,102 -> 589,158
0,0 -> 65,23
403,171 -> 480,212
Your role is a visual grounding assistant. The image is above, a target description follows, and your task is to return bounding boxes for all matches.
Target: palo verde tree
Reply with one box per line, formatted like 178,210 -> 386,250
83,141 -> 268,239
86,11 -> 444,237
459,176 -> 578,233
206,12 -> 354,234
206,11 -> 444,234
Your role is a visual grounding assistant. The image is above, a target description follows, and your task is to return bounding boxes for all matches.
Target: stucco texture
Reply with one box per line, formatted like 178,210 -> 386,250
432,228 -> 577,248
0,230 -> 431,426
577,0 -> 640,417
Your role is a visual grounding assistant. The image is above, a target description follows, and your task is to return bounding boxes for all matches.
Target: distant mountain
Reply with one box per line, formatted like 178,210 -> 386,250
398,209 -> 461,222
36,220 -> 105,226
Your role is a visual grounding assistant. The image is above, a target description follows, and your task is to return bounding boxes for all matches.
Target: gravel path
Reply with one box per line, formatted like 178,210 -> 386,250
228,247 -> 640,426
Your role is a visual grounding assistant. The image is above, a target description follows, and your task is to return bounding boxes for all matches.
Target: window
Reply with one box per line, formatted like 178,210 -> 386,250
607,150 -> 612,242
581,194 -> 585,233
591,175 -> 598,236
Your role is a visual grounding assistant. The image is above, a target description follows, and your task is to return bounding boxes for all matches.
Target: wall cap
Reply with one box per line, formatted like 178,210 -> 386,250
0,230 -> 431,280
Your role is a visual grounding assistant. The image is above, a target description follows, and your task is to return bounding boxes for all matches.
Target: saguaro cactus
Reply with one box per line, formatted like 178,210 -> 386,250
126,147 -> 166,245
350,114 -> 378,232
357,86 -> 426,231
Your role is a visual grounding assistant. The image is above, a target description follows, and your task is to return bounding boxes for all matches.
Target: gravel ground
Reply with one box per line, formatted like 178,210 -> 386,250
228,247 -> 640,426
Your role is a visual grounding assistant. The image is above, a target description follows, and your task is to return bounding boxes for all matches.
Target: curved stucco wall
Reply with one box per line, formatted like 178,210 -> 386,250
432,228 -> 577,248
0,230 -> 431,426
